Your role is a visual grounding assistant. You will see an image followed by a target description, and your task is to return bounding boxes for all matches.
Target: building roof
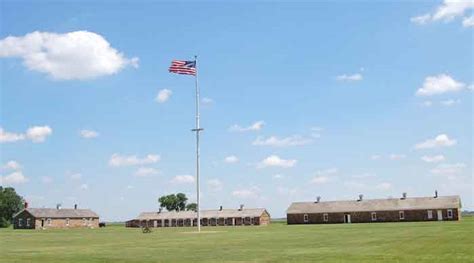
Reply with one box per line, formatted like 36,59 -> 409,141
136,208 -> 268,220
286,195 -> 461,214
14,208 -> 99,219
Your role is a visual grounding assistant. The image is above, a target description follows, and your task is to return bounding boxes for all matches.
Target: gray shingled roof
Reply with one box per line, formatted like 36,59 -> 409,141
287,196 -> 461,214
14,208 -> 99,219
136,208 -> 268,220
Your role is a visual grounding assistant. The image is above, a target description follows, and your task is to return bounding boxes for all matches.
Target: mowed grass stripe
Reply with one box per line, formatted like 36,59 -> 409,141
1,218 -> 473,263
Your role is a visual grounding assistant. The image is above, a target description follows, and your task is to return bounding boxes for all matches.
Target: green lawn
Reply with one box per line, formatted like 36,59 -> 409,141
1,217 -> 473,263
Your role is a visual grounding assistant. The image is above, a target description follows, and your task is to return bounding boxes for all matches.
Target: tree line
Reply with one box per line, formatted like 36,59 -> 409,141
0,187 -> 24,227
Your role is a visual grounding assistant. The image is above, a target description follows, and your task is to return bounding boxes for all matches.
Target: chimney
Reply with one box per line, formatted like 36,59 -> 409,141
24,202 -> 28,209
56,204 -> 62,210
74,204 -> 77,210
219,206 -> 223,211
401,192 -> 407,200
315,196 -> 321,203
239,204 -> 244,211
158,208 -> 162,213
434,190 -> 438,198
358,194 -> 363,202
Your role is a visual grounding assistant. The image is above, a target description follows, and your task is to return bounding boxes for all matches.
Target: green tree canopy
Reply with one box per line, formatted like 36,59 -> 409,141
158,193 -> 191,212
0,187 -> 24,227
185,203 -> 197,212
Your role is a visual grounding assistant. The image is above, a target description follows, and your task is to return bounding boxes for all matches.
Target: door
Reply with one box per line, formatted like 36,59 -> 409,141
437,210 -> 443,221
41,219 -> 44,227
344,214 -> 351,223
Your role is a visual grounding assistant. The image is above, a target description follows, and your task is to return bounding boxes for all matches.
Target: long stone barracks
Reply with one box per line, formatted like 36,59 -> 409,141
287,193 -> 461,224
126,206 -> 270,227
13,204 -> 100,229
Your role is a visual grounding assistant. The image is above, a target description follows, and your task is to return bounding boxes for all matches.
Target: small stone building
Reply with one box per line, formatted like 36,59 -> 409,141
126,206 -> 270,228
287,194 -> 461,224
13,205 -> 99,229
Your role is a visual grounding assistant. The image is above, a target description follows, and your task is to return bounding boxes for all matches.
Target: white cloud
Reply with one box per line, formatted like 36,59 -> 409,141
109,153 -> 160,167
70,173 -> 82,180
336,73 -> 363,82
155,89 -> 172,103
431,163 -> 466,176
232,186 -> 260,199
421,155 -> 446,163
258,155 -> 297,168
440,99 -> 461,106
411,1 -> 474,27
80,184 -> 89,190
252,135 -> 313,147
0,126 -> 52,143
411,14 -> 432,25
416,74 -> 465,96
207,179 -> 223,191
224,155 -> 239,163
0,31 -> 138,80
415,134 -> 457,149
432,0 -> 474,21
2,160 -> 21,170
463,15 -> 474,27
202,97 -> 213,104
0,128 -> 25,143
26,126 -> 52,143
0,171 -> 28,185
229,121 -> 264,132
389,154 -> 406,160
171,175 -> 195,184
134,167 -> 159,177
79,129 -> 99,138
376,182 -> 392,190
310,168 -> 338,184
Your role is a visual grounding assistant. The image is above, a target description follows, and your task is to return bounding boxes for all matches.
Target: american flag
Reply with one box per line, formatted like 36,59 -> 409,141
168,60 -> 196,76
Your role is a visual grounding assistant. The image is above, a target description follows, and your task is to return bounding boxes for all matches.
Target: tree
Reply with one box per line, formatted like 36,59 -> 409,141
158,193 -> 189,212
0,187 -> 24,228
185,203 -> 197,212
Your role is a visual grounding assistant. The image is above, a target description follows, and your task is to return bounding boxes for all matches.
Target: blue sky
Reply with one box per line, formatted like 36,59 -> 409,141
0,1 -> 472,221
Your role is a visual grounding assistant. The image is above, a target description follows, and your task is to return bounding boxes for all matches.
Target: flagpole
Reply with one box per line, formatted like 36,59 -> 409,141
193,55 -> 202,232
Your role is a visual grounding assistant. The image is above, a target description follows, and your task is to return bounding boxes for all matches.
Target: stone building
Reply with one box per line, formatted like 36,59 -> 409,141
287,193 -> 461,224
126,205 -> 270,228
13,204 -> 99,229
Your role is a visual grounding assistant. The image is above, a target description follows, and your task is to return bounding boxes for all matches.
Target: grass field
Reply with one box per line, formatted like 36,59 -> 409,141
1,217 -> 473,263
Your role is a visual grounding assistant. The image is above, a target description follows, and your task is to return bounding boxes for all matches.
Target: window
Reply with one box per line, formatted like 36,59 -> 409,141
303,214 -> 309,223
323,213 -> 329,222
447,209 -> 453,219
371,212 -> 377,221
47,218 -> 52,226
66,218 -> 70,226
427,210 -> 433,219
18,218 -> 23,227
399,211 -> 405,220
26,218 -> 31,226
83,218 -> 87,226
